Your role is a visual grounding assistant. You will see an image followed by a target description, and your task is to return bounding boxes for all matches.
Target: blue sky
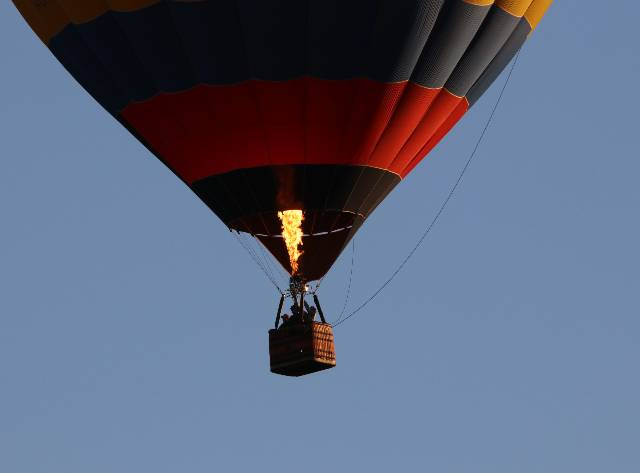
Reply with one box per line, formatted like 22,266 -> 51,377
1,2 -> 639,472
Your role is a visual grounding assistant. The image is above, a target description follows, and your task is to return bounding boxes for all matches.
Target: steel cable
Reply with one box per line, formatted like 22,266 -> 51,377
333,50 -> 522,328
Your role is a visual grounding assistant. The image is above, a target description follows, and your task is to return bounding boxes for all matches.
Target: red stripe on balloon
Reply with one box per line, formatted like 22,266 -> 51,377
389,90 -> 465,175
402,99 -> 468,177
120,78 -> 462,184
368,84 -> 440,171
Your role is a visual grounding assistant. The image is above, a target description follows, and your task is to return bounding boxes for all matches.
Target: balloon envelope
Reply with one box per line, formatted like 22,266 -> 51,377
13,0 -> 552,280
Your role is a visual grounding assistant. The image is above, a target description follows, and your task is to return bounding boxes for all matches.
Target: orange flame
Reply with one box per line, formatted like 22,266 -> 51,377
277,210 -> 304,275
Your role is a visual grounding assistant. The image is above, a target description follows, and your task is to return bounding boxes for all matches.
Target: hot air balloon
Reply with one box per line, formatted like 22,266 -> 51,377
13,0 -> 552,376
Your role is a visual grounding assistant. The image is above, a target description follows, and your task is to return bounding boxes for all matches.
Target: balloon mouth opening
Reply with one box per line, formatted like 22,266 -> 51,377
229,209 -> 362,281
253,224 -> 354,238
260,224 -> 356,280
228,209 -> 363,238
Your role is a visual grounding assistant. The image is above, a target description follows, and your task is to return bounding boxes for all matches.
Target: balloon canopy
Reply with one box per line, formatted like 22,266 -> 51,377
14,0 -> 552,281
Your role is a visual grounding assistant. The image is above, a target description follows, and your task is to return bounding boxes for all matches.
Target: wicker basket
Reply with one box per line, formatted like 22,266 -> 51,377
268,322 -> 336,376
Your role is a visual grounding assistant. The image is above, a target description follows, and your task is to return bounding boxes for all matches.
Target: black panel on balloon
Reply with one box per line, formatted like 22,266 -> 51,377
191,164 -> 400,280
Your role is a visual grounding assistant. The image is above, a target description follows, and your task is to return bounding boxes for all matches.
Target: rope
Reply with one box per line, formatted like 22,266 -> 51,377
255,235 -> 288,281
233,232 -> 283,294
333,239 -> 355,325
333,50 -> 522,328
247,235 -> 275,283
310,270 -> 327,295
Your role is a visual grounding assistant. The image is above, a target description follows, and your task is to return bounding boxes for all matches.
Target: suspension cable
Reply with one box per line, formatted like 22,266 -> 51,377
333,239 -> 355,325
333,50 -> 522,328
250,235 -> 279,284
256,237 -> 289,280
233,232 -> 283,294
